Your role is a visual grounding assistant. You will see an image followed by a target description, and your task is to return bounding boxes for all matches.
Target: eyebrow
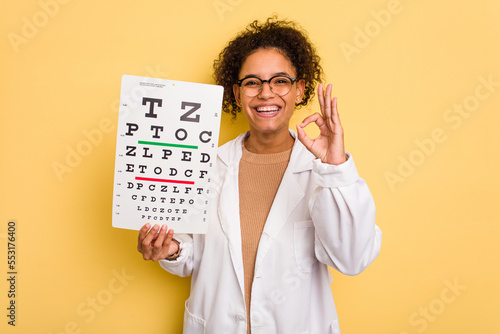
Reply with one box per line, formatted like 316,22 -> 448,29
240,72 -> 290,80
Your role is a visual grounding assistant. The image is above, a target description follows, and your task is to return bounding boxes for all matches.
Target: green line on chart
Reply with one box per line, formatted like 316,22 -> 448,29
138,141 -> 198,149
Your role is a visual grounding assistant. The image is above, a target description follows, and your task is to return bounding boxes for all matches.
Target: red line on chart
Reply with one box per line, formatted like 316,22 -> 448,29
135,177 -> 195,185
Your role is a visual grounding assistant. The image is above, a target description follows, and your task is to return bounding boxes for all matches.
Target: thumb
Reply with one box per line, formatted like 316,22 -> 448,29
296,124 -> 313,150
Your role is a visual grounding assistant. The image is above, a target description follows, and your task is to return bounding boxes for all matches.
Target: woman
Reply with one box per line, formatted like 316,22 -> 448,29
137,17 -> 382,334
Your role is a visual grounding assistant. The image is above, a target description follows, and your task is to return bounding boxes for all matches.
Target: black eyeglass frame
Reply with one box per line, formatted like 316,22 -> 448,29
236,75 -> 298,97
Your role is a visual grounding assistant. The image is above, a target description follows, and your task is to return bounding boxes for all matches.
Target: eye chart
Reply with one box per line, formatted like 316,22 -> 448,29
112,75 -> 223,233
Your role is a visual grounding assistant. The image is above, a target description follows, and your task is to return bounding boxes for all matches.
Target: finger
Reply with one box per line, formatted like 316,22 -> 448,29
300,113 -> 324,128
300,113 -> 330,137
137,223 -> 151,252
317,83 -> 325,113
141,223 -> 160,252
296,124 -> 313,150
331,97 -> 342,125
152,225 -> 169,260
323,84 -> 333,120
162,228 -> 175,255
330,97 -> 344,134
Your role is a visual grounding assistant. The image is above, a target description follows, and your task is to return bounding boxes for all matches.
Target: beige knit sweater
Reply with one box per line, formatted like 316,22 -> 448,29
238,144 -> 292,333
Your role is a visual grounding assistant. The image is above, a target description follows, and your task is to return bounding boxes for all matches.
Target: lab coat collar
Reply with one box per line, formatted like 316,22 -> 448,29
217,130 -> 314,173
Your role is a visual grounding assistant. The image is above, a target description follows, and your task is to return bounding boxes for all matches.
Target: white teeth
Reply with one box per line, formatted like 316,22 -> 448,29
256,106 -> 279,112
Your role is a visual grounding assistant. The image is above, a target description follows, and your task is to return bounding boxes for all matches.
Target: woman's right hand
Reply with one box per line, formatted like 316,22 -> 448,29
137,223 -> 179,262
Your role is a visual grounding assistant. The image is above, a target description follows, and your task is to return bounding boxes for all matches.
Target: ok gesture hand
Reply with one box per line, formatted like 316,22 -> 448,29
296,83 -> 347,165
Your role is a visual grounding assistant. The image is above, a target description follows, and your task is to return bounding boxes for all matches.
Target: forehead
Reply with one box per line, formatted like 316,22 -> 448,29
239,48 -> 296,77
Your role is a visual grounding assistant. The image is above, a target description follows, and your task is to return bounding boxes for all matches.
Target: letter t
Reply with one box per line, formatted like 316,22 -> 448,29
142,97 -> 162,118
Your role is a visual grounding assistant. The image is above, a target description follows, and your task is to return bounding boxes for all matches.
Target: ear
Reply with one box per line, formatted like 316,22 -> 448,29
233,84 -> 241,107
295,79 -> 306,103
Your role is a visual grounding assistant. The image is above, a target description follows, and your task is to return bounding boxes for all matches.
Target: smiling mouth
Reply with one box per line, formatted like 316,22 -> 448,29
255,106 -> 280,114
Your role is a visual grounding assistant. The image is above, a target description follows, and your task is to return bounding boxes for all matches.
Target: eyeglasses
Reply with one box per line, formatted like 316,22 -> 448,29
236,75 -> 297,97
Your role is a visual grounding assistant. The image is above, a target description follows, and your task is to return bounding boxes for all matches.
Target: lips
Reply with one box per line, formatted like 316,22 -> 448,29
255,105 -> 281,116
256,105 -> 279,112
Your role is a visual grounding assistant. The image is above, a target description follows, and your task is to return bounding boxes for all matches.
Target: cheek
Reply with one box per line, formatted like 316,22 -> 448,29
241,103 -> 254,118
283,95 -> 296,108
241,97 -> 253,109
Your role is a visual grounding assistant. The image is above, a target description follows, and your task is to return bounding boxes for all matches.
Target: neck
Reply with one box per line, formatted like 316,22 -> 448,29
244,128 -> 294,154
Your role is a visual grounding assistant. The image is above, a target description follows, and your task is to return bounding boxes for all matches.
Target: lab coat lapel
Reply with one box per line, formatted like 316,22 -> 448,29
216,132 -> 314,294
255,135 -> 312,270
217,135 -> 245,296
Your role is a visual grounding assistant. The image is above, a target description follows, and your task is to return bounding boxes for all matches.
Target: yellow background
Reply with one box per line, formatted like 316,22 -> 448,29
1,0 -> 499,333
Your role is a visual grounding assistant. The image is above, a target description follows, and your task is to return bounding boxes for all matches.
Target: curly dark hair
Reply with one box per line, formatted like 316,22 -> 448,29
213,16 -> 324,118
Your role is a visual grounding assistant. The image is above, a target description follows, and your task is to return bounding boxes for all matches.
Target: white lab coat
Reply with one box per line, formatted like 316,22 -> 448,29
159,131 -> 382,334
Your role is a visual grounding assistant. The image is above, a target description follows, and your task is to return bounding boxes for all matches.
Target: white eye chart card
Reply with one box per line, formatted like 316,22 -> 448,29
112,75 -> 223,233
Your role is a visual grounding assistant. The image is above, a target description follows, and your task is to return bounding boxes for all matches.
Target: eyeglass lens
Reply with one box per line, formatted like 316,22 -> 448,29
240,76 -> 293,97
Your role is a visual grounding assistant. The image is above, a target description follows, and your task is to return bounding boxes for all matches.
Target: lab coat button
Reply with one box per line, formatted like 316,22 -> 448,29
236,314 -> 245,321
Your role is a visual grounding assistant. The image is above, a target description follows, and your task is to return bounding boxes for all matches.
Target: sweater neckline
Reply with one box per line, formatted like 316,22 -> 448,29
241,143 -> 292,165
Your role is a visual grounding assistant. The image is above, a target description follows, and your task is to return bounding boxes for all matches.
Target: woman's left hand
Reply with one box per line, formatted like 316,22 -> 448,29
296,83 -> 347,165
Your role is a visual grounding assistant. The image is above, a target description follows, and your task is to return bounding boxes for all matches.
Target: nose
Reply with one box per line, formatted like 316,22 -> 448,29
257,81 -> 275,99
